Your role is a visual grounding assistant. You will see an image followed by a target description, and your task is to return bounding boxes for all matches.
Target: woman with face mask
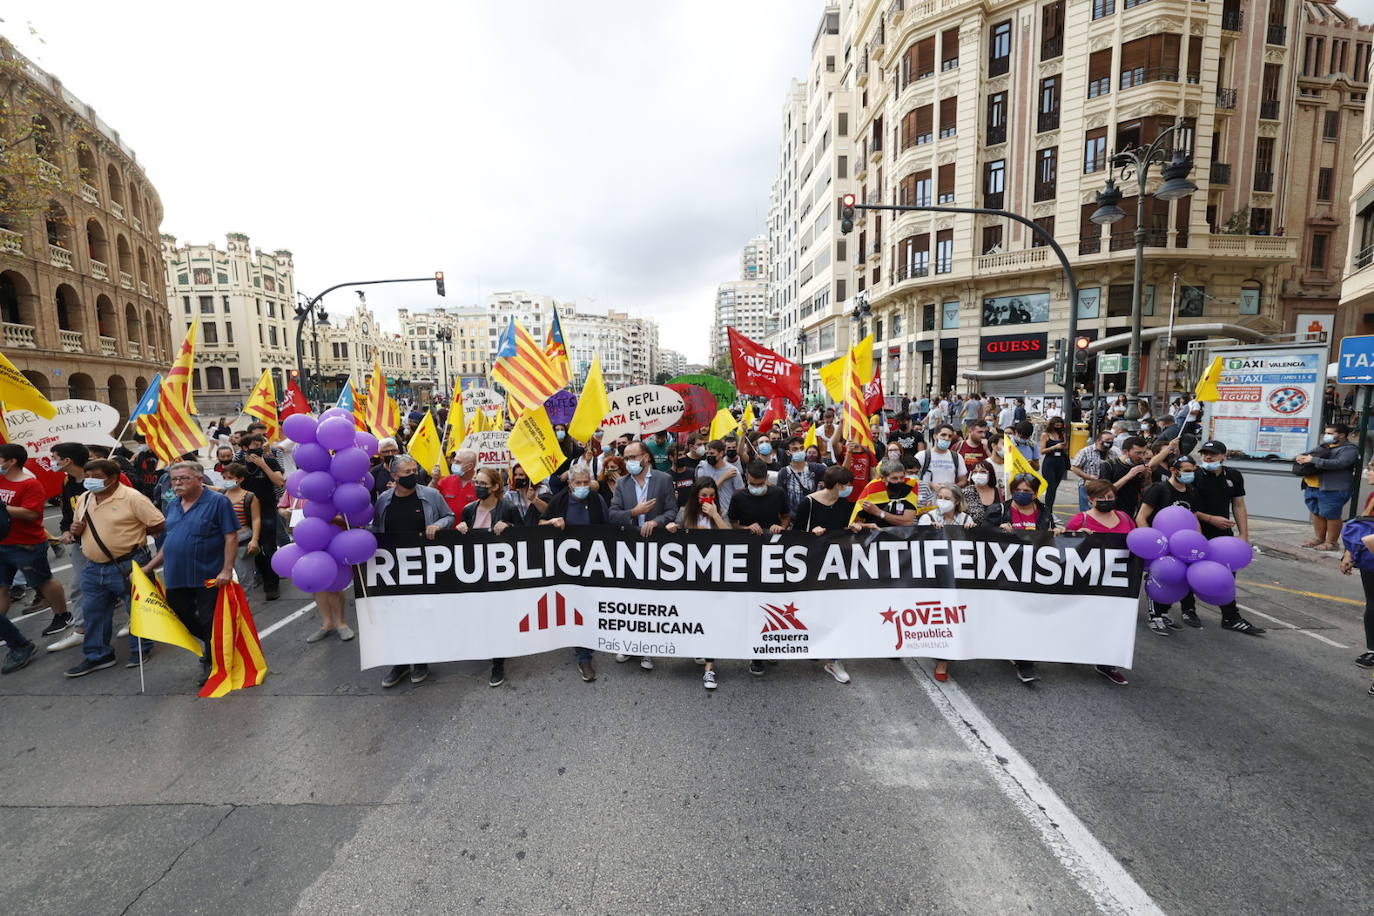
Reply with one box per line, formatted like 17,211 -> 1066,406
790,465 -> 864,685
1039,417 -> 1070,515
597,455 -> 627,509
502,462 -> 550,526
220,463 -> 262,595
1065,479 -> 1135,534
457,467 -> 524,687
917,484 -> 973,681
992,473 -> 1057,532
961,460 -> 1003,526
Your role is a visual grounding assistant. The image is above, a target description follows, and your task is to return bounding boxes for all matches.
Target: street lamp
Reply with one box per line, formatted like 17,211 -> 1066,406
435,326 -> 453,401
294,294 -> 330,406
1089,119 -> 1197,431
796,329 -> 807,400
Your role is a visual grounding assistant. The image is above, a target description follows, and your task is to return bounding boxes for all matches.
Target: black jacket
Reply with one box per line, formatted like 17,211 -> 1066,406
541,488 -> 610,525
460,499 -> 524,530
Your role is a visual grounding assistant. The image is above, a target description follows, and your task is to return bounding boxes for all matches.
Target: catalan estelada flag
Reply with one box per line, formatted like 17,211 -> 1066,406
242,370 -> 280,441
166,319 -> 199,414
200,582 -> 267,698
842,354 -> 874,454
336,378 -> 368,430
137,374 -> 207,464
544,308 -> 572,389
492,319 -> 564,420
365,358 -> 399,439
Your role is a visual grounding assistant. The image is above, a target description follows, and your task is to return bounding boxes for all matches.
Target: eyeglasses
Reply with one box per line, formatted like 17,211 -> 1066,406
169,476 -> 196,482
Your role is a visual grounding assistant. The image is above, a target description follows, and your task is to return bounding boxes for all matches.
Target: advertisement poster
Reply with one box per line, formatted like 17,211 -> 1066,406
1207,346 -> 1325,459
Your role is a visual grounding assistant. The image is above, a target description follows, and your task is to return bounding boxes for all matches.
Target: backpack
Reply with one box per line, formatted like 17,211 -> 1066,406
1340,517 -> 1374,570
133,450 -> 160,489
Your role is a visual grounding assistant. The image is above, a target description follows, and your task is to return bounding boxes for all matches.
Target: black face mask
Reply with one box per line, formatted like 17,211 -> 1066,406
512,479 -> 527,490
397,474 -> 419,489
706,455 -> 720,466
1095,498 -> 1117,512
725,450 -> 738,461
886,483 -> 909,499
473,484 -> 491,500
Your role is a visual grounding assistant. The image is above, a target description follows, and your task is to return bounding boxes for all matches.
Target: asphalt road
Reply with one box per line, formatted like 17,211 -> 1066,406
2,520 -> 1371,915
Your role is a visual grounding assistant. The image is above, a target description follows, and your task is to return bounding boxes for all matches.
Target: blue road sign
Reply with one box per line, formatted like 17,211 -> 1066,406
1337,335 -> 1374,384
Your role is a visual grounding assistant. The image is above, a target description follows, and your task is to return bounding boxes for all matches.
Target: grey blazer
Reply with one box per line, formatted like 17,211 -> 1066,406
608,470 -> 678,527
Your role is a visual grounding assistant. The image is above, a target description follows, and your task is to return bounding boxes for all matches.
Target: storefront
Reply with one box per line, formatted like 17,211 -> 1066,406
978,331 -> 1049,396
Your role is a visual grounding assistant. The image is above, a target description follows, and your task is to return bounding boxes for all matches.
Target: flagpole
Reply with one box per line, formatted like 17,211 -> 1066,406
138,644 -> 145,694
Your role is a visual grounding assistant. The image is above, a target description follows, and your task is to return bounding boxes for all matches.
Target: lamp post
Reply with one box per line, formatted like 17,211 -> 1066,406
294,294 -> 330,407
796,329 -> 807,402
435,326 -> 453,404
1089,118 -> 1197,432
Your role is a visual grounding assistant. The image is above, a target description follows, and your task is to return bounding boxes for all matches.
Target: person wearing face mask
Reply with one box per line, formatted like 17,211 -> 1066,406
1135,459 -> 1202,632
1338,461 -> 1374,676
1101,436 -> 1176,520
679,433 -> 706,472
218,462 -> 263,597
1010,421 -> 1041,471
993,473 -> 1057,532
916,483 -> 973,684
1296,423 -> 1359,550
1070,430 -> 1121,512
1038,417 -> 1070,515
597,454 -> 628,510
860,460 -> 924,528
694,439 -> 743,514
665,478 -> 731,689
43,443 -> 98,651
233,435 -> 284,600
436,447 -> 478,525
751,432 -> 781,472
455,466 -> 523,689
608,442 -> 678,538
667,444 -> 698,503
955,420 -> 991,483
1187,441 -> 1266,635
777,436 -> 824,516
0,443 -> 72,637
502,462 -> 550,526
539,463 -> 604,682
643,430 -> 673,473
912,424 -> 961,486
727,460 -> 790,539
1066,480 -> 1135,534
839,438 -> 877,501
961,460 -> 1003,526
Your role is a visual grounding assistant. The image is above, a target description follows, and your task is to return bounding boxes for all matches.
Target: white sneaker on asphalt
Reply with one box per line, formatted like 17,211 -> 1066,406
47,631 -> 84,652
824,660 -> 851,684
115,624 -> 130,638
640,656 -> 654,670
703,670 -> 717,690
614,653 -> 629,663
694,657 -> 707,665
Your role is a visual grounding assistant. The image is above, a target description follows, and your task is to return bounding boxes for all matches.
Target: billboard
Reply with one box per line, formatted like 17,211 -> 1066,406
1207,344 -> 1327,459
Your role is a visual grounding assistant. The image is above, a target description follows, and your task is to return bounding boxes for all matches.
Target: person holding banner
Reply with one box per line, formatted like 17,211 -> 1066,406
608,441 -> 677,536
961,461 -> 1003,527
992,474 -> 1058,532
791,466 -> 861,534
457,467 -> 524,688
1065,480 -> 1136,535
538,462 -> 602,682
503,463 -> 550,527
861,460 -> 925,528
776,437 -> 822,517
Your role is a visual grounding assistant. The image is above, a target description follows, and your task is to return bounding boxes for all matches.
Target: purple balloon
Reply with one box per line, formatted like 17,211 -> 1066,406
326,563 -> 354,593
285,468 -> 309,499
1148,554 -> 1189,586
282,413 -> 318,444
302,498 -> 339,521
1194,584 -> 1238,606
354,431 -> 379,456
332,481 -> 371,515
327,527 -> 379,565
316,416 -> 358,452
298,470 -> 337,502
1206,535 -> 1253,572
1145,575 -> 1190,605
270,542 -> 304,578
293,516 -> 337,553
292,550 -> 341,594
1168,529 -> 1210,563
294,442 -> 332,473
331,447 -> 370,483
321,407 -> 353,422
1186,560 -> 1234,600
344,504 -> 374,528
1154,505 -> 1200,536
1126,526 -> 1169,560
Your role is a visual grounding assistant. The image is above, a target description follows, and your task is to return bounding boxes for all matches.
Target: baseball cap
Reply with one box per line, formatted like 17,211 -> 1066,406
1170,455 -> 1197,468
1197,440 -> 1226,455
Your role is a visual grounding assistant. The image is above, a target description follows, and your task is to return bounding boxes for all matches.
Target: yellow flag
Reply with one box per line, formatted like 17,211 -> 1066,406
741,402 -> 757,432
802,424 -> 817,449
130,563 -> 203,656
569,355 -> 610,443
1004,437 -> 1047,499
0,351 -> 57,419
508,406 -> 562,485
708,407 -> 738,441
408,410 -> 444,479
444,380 -> 467,454
818,334 -> 875,402
1194,356 -> 1223,402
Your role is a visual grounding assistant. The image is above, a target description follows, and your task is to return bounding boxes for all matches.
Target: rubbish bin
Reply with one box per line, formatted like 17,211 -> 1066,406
1070,421 -> 1089,457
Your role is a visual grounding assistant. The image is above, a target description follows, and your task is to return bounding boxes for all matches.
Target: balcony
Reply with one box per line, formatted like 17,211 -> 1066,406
1254,171 -> 1274,192
129,341 -> 141,359
1267,23 -> 1286,46
131,215 -> 142,232
984,191 -> 1004,209
119,270 -> 133,289
977,247 -> 1049,274
139,280 -> 150,296
989,55 -> 1009,78
1037,111 -> 1060,132
99,335 -> 117,357
1358,244 -> 1374,271
1259,99 -> 1280,120
1216,88 -> 1237,109
49,244 -> 73,269
111,200 -> 125,221
888,0 -> 904,25
59,329 -> 83,353
0,228 -> 22,255
857,55 -> 870,87
1079,236 -> 1103,255
3,323 -> 36,348
80,182 -> 99,204
868,24 -> 886,60
1041,36 -> 1064,62
1109,229 -> 1168,251
894,263 -> 930,282
1120,67 -> 1178,90
1222,9 -> 1243,31
869,242 -> 883,262
1210,162 -> 1232,185
987,125 -> 1007,145
90,259 -> 109,281
869,139 -> 884,163
1200,234 -> 1297,258
38,159 -> 60,183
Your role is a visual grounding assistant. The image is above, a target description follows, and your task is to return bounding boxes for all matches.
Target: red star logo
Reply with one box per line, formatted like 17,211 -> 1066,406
880,608 -> 897,624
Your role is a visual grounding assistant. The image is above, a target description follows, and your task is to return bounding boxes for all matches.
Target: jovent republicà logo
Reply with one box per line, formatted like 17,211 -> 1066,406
881,601 -> 966,651
519,592 -> 584,633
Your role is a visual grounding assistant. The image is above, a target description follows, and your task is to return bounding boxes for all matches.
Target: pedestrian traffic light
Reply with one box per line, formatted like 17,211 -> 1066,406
840,194 -> 856,235
1072,336 -> 1091,376
1052,338 -> 1068,388
435,271 -> 446,297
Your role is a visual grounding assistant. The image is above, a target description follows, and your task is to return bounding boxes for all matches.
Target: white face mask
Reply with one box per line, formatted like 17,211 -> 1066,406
936,498 -> 956,515
971,473 -> 989,487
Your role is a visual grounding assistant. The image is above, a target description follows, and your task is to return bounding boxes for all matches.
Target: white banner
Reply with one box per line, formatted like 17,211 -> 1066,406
2,399 -> 120,470
600,385 -> 684,438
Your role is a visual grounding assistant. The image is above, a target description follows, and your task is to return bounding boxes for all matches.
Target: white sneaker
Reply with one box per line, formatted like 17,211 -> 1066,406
614,653 -> 629,663
640,656 -> 654,671
116,624 -> 130,638
703,670 -> 717,690
824,661 -> 851,684
694,657 -> 707,665
47,630 -> 84,652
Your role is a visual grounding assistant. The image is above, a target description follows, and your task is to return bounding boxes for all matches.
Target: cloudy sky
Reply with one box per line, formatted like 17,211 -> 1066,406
4,1 -> 820,362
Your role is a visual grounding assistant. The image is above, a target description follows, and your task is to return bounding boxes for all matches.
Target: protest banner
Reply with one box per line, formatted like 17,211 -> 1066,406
544,390 -> 578,425
461,387 -> 505,419
355,527 -> 1143,669
460,430 -> 513,468
599,385 -> 684,438
3,399 -> 120,470
666,384 -> 715,434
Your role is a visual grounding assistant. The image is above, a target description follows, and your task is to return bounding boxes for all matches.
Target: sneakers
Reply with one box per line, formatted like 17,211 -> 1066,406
1,643 -> 35,674
489,662 -> 505,687
1368,682 -> 1374,698
1013,660 -> 1040,683
1162,614 -> 1183,630
579,659 -> 596,682
381,664 -> 411,688
264,588 -> 280,601
748,660 -> 765,677
1181,609 -> 1203,628
1356,651 -> 1374,669
65,654 -> 117,678
124,651 -> 152,668
614,653 -> 629,663
703,669 -> 717,690
46,630 -> 84,652
639,656 -> 654,671
1096,665 -> 1129,685
305,628 -> 335,644
1147,615 -> 1172,636
337,625 -> 355,641
40,612 -> 72,637
1221,617 -> 1267,636
824,660 -> 851,684
409,664 -> 430,684
116,624 -> 130,638
694,658 -> 707,665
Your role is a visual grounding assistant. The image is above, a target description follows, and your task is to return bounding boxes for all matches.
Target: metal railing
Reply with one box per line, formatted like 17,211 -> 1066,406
1120,67 -> 1178,90
1109,229 -> 1168,250
1254,170 -> 1274,191
1037,110 -> 1060,132
894,262 -> 930,281
1259,99 -> 1280,119
989,55 -> 1009,77
1356,244 -> 1374,270
984,191 -> 1005,209
1209,162 -> 1232,185
1088,77 -> 1111,98
986,124 -> 1007,145
1216,88 -> 1237,109
1079,236 -> 1103,255
1267,23 -> 1286,46
1041,35 -> 1063,61
1221,9 -> 1243,31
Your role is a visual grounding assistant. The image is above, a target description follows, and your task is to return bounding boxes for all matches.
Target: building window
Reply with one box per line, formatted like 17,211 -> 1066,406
1031,216 -> 1055,247
838,155 -> 848,179
202,323 -> 218,345
1323,110 -> 1340,140
1093,0 -> 1116,20
1084,128 -> 1108,173
182,296 -> 191,315
1107,284 -> 1134,318
941,28 -> 959,70
986,92 -> 1008,145
1310,232 -> 1330,270
838,112 -> 848,137
1250,207 -> 1273,235
222,295 -> 231,313
1038,76 -> 1061,131
199,295 -> 214,314
1088,50 -> 1113,98
229,368 -> 240,390
935,230 -> 953,274
268,326 -> 278,347
1034,147 -> 1058,201
1120,34 -> 1182,89
205,367 -> 224,390
1317,167 -> 1334,201
939,97 -> 958,138
989,21 -> 1012,76
982,224 -> 1004,254
984,159 -> 1005,209
915,170 -> 932,206
1041,1 -> 1065,61
937,164 -> 955,203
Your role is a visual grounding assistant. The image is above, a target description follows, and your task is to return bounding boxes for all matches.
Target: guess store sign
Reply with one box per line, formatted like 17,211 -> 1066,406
980,332 -> 1048,362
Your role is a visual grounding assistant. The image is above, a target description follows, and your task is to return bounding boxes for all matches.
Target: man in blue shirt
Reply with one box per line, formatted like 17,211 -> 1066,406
143,460 -> 239,686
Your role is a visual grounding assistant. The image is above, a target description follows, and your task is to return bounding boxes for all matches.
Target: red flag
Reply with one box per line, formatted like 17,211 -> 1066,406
864,366 -> 885,417
758,397 -> 788,435
728,328 -> 801,403
279,378 -> 309,421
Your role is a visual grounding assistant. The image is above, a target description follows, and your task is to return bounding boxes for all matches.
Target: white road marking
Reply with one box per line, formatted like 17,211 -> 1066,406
51,563 -> 71,574
904,659 -> 1166,916
258,602 -> 316,639
1235,604 -> 1350,649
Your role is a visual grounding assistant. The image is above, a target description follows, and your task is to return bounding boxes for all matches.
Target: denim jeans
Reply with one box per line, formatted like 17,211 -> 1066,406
573,647 -> 592,663
68,548 -> 87,628
1077,485 -> 1091,512
81,557 -> 147,661
0,542 -> 53,588
0,608 -> 32,650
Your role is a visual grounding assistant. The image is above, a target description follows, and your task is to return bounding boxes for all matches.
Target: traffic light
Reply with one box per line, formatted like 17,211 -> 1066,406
1072,335 -> 1092,377
1052,338 -> 1067,388
435,271 -> 446,297
840,194 -> 856,235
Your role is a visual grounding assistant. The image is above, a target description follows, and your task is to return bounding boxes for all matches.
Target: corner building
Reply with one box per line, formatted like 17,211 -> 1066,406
826,0 -> 1362,398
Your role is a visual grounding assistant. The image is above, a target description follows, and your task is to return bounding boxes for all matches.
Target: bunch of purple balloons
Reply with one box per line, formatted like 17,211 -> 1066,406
1125,505 -> 1252,606
268,410 -> 382,594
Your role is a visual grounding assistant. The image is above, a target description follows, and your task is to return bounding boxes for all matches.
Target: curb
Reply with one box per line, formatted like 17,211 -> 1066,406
1251,536 -> 1343,570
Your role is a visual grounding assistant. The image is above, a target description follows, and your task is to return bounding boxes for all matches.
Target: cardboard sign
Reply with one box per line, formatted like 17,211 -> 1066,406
461,431 -> 513,469
462,387 -> 505,418
667,384 -> 715,433
3,399 -> 120,471
599,385 -> 684,438
544,389 -> 578,425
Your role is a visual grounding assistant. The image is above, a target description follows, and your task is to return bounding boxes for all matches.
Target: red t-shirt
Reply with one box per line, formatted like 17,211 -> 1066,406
844,449 -> 876,501
0,474 -> 49,544
956,440 -> 988,472
436,475 -> 475,527
1066,510 -> 1136,534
